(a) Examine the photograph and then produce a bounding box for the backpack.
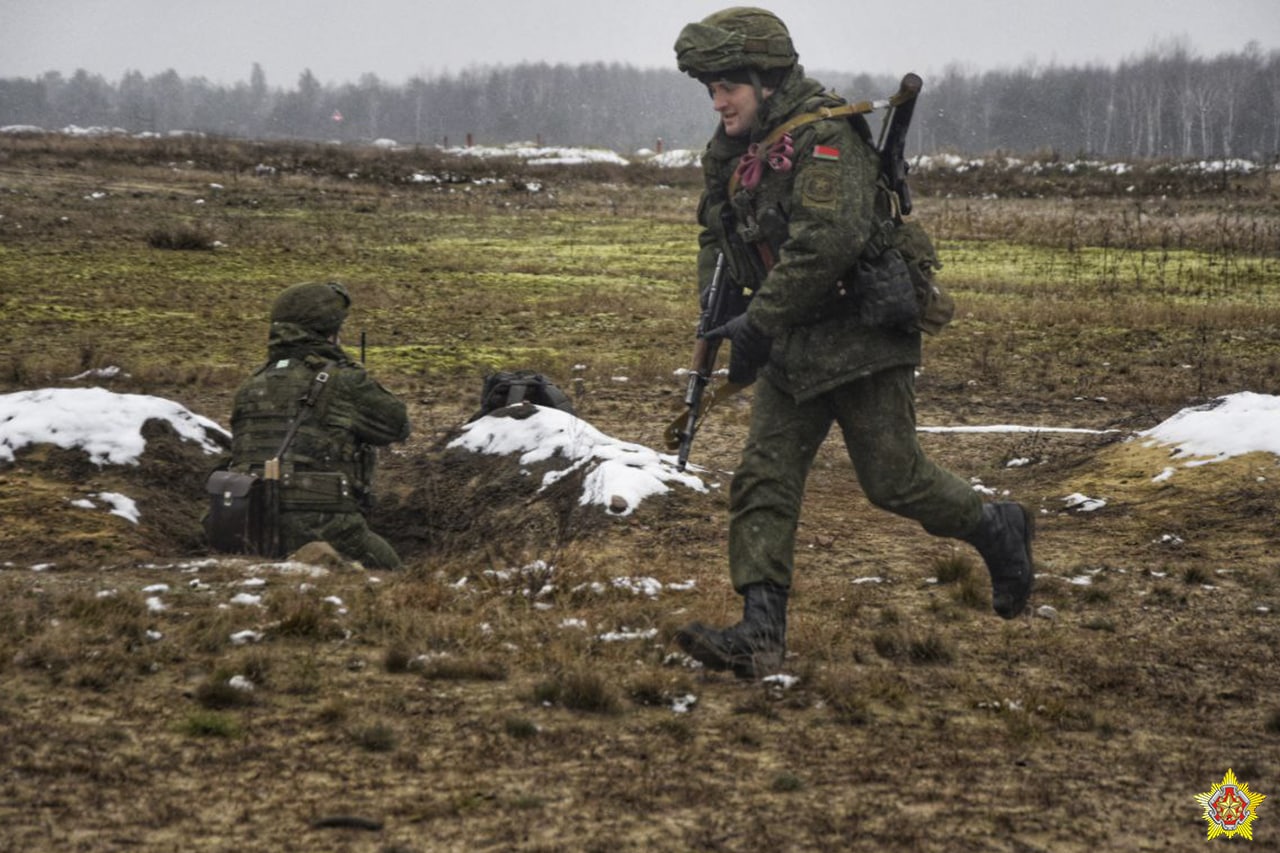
[469,370,575,422]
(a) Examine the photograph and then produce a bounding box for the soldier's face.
[708,80,771,137]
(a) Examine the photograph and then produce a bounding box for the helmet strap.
[748,69,770,131]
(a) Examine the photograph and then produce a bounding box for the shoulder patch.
[798,164,840,209]
[813,145,840,161]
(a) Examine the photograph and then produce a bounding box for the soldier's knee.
[360,530,403,569]
[367,541,403,570]
[860,474,923,514]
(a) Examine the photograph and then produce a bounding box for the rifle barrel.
[676,252,729,470]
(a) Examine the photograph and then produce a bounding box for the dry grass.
[1,136,1279,851]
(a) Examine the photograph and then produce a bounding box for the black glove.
[705,313,772,385]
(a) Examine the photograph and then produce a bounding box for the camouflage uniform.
[674,8,1033,678]
[687,32,982,594]
[230,282,410,568]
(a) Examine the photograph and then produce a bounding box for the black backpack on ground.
[468,370,575,422]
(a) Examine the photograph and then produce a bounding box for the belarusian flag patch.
[813,145,840,161]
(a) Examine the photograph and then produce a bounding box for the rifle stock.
[879,72,923,216]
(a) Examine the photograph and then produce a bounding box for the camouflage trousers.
[728,365,981,591]
[280,510,403,570]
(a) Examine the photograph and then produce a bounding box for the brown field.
[1,135,1278,852]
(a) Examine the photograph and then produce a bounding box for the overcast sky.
[2,0,1277,87]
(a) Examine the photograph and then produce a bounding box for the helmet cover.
[270,281,351,336]
[674,7,797,78]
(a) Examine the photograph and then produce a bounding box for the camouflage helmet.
[270,281,351,336]
[674,7,798,80]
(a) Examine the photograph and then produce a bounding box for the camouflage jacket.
[229,322,410,509]
[696,65,921,402]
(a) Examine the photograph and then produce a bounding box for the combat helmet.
[270,281,351,336]
[674,7,798,83]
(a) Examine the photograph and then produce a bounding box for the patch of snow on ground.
[0,387,227,464]
[1139,392,1280,465]
[448,405,705,516]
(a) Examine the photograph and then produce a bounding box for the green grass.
[179,711,242,738]
[941,238,1280,302]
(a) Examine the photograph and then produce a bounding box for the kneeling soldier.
[225,281,410,568]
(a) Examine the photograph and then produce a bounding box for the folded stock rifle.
[667,250,734,471]
[663,73,924,471]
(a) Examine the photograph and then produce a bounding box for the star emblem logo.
[1195,769,1266,840]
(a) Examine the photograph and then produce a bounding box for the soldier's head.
[270,281,351,339]
[674,7,797,136]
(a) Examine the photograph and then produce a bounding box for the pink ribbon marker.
[733,133,795,191]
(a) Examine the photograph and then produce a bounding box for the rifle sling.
[727,100,883,197]
[726,98,910,270]
[269,359,337,468]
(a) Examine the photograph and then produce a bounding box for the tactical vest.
[230,354,365,513]
[721,100,951,336]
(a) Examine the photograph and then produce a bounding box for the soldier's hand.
[706,313,771,385]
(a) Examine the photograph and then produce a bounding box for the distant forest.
[2,41,1278,160]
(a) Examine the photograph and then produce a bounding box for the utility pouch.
[354,444,378,513]
[204,470,265,554]
[280,471,358,513]
[889,220,954,335]
[850,248,921,333]
[915,274,955,336]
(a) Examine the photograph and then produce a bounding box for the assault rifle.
[668,251,737,471]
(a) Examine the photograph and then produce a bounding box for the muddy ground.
[0,136,1278,851]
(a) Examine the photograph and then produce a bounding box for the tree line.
[2,41,1277,161]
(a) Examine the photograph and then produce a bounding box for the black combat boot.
[962,501,1035,619]
[676,581,788,679]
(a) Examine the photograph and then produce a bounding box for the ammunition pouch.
[204,470,269,555]
[280,470,361,513]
